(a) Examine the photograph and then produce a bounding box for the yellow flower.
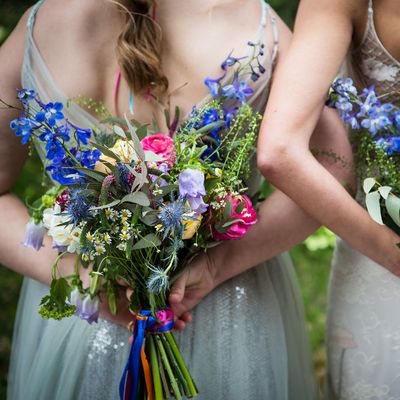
[182,215,203,240]
[95,139,136,173]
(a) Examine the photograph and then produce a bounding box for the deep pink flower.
[212,195,257,241]
[141,134,176,168]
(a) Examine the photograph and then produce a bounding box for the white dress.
[326,1,400,399]
[7,1,317,399]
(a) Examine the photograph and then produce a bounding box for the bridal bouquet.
[9,44,264,400]
[328,78,400,234]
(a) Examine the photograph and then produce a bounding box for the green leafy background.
[0,0,333,397]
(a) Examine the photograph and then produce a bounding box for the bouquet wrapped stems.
[121,309,198,400]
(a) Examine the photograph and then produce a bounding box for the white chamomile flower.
[110,225,119,234]
[103,233,112,245]
[120,209,132,218]
[119,232,131,241]
[86,232,94,242]
[105,208,113,219]
[82,253,90,262]
[94,244,106,256]
[110,211,119,221]
[120,216,128,224]
[121,225,130,233]
[117,242,127,251]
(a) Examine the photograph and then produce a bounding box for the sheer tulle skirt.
[326,238,400,399]
[8,253,316,400]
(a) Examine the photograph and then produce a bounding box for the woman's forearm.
[256,0,400,275]
[0,193,74,285]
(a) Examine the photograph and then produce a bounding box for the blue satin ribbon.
[119,309,174,400]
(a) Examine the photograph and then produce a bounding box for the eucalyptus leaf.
[386,193,400,227]
[221,218,244,229]
[144,151,165,162]
[121,192,150,207]
[91,142,121,162]
[365,191,383,225]
[113,125,127,139]
[132,233,161,250]
[74,167,107,182]
[90,199,120,211]
[378,186,392,200]
[363,177,376,194]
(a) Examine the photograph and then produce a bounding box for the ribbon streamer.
[119,308,174,400]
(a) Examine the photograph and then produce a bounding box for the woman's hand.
[169,251,218,330]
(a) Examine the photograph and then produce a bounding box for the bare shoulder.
[33,0,118,49]
[27,0,121,98]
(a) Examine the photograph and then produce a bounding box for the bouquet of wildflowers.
[9,43,265,400]
[328,78,400,234]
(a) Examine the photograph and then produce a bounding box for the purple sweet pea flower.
[178,169,208,214]
[70,288,99,324]
[23,220,46,251]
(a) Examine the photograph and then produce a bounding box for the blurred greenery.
[0,0,332,397]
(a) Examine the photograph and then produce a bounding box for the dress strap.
[267,4,279,65]
[27,0,46,37]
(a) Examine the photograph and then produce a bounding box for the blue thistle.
[146,266,169,294]
[67,190,92,226]
[158,198,186,239]
[117,163,131,192]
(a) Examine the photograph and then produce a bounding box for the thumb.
[169,272,188,304]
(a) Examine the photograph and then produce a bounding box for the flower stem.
[155,335,182,400]
[165,332,198,397]
[159,334,190,396]
[148,336,163,400]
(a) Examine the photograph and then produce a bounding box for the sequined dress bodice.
[350,0,400,107]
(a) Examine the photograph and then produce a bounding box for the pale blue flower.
[70,288,99,324]
[22,220,46,251]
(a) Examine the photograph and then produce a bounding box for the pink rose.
[141,134,176,168]
[212,195,257,241]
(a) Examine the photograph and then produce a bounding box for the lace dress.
[326,1,400,398]
[7,1,317,399]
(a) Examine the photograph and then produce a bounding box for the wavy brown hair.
[113,0,168,94]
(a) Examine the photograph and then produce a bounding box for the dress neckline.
[354,0,400,68]
[26,0,273,126]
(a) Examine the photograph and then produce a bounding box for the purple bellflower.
[23,220,46,251]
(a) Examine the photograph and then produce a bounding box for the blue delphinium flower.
[35,102,64,127]
[158,198,187,239]
[67,121,92,145]
[356,87,379,117]
[204,77,222,98]
[67,190,92,226]
[394,111,400,128]
[203,108,220,126]
[375,136,400,156]
[361,104,393,135]
[223,106,238,128]
[77,148,101,169]
[10,117,40,144]
[328,78,359,120]
[22,220,46,251]
[46,151,79,185]
[17,89,37,104]
[222,77,253,104]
